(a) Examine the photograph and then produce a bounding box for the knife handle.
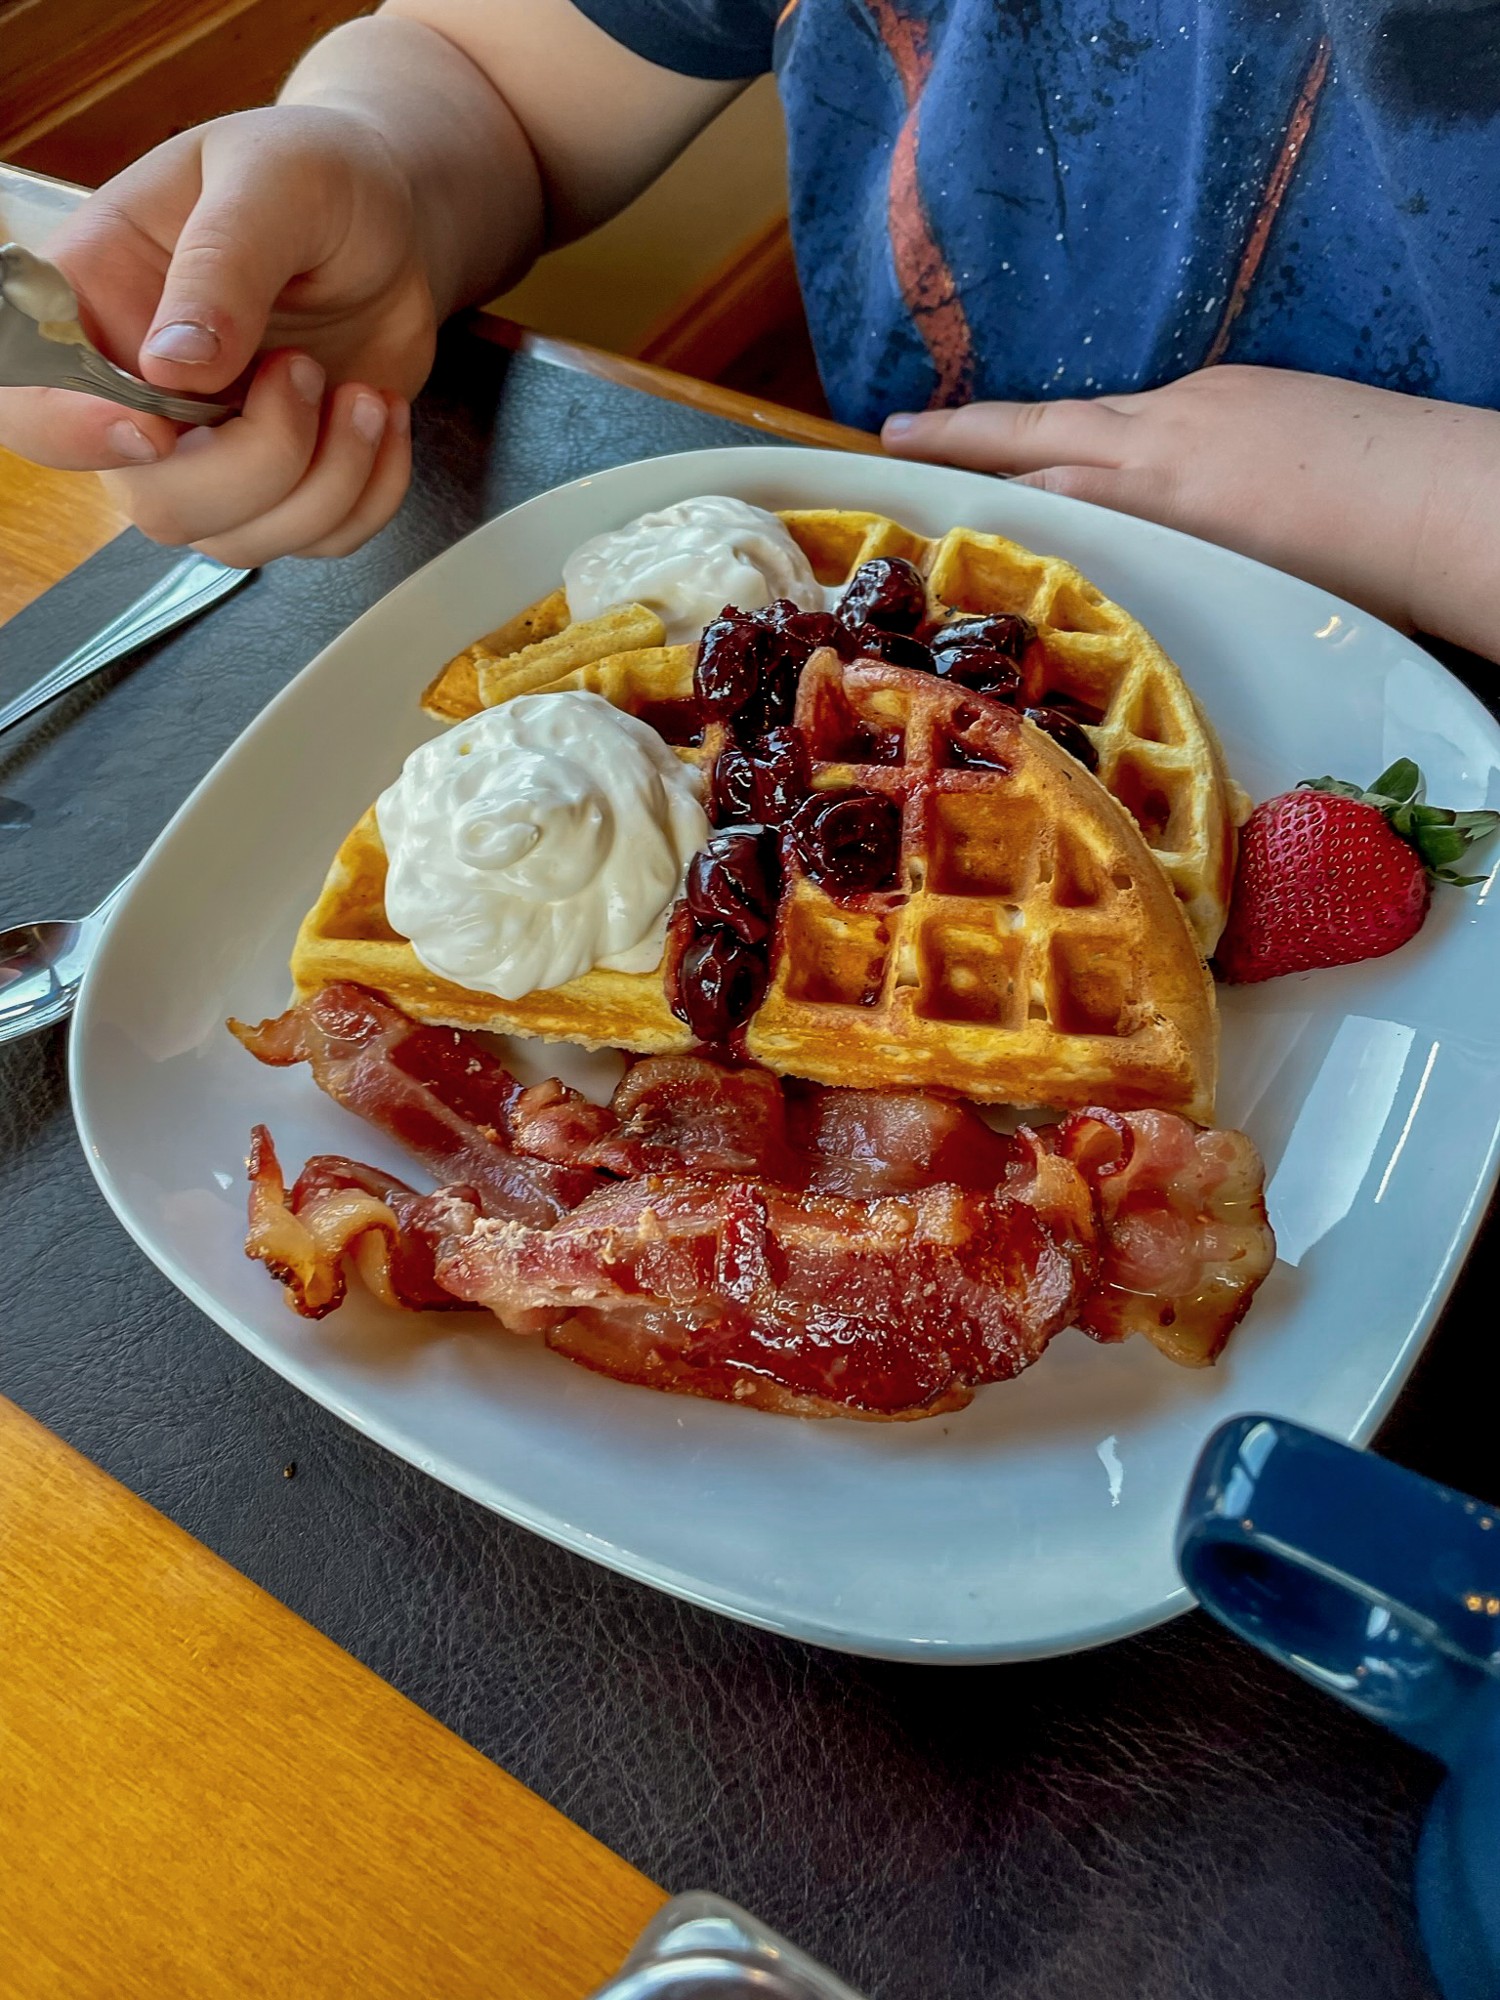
[0,553,252,740]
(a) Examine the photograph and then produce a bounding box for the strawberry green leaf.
[1289,764,1499,887]
[1367,758,1423,805]
[1409,806,1500,882]
[1299,775,1367,800]
[1413,825,1473,869]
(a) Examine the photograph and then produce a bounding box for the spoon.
[0,875,132,1043]
[0,244,240,426]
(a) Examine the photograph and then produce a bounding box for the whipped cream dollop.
[562,495,824,641]
[376,692,708,1000]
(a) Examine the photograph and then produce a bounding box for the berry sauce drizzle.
[665,559,1059,1045]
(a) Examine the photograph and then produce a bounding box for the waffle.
[295,643,709,1052]
[749,653,1215,1117]
[421,508,1244,954]
[294,651,1216,1121]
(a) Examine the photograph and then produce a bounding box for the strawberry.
[1216,759,1499,984]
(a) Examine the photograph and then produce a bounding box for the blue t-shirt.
[572,0,1500,431]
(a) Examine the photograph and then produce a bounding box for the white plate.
[71,447,1500,1662]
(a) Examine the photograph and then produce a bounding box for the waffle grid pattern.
[422,508,1242,955]
[743,657,1216,1119]
[780,510,1243,955]
[294,507,1227,1115]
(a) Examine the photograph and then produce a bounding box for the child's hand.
[882,366,1500,659]
[0,104,431,565]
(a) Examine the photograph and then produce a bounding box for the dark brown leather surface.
[2,326,1492,2000]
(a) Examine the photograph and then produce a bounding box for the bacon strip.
[1051,1111,1276,1365]
[246,1127,475,1319]
[231,984,602,1225]
[576,1051,1024,1195]
[433,1172,1091,1418]
[235,990,1276,1405]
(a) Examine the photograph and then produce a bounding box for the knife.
[0,552,254,740]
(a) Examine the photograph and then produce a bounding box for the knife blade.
[0,552,254,741]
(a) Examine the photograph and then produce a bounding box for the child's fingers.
[134,119,343,394]
[288,399,412,559]
[1011,465,1125,503]
[190,388,406,569]
[1012,461,1178,524]
[882,398,1134,473]
[0,385,180,471]
[102,349,325,545]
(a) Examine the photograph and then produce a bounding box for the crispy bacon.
[785,1082,1022,1195]
[235,989,1276,1410]
[578,1052,1023,1195]
[246,1126,475,1319]
[433,1173,1091,1417]
[509,1076,618,1163]
[231,984,602,1225]
[1050,1110,1276,1364]
[581,1057,796,1180]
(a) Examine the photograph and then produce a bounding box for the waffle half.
[295,651,1216,1120]
[423,508,1243,954]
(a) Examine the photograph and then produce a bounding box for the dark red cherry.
[750,726,812,823]
[844,626,936,673]
[753,650,803,732]
[787,789,901,895]
[933,650,1024,702]
[695,613,771,720]
[1024,705,1099,771]
[837,557,927,634]
[1038,688,1107,727]
[709,745,758,825]
[782,610,859,659]
[673,927,768,1042]
[685,828,779,945]
[760,598,803,628]
[931,612,1037,662]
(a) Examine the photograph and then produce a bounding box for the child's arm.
[0,0,740,565]
[883,367,1500,665]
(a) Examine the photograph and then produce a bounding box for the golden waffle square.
[743,654,1216,1121]
[293,650,1216,1120]
[421,508,1244,954]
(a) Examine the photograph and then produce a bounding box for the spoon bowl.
[0,244,240,426]
[0,877,131,1042]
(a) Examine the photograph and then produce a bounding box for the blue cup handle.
[1177,1416,1500,1765]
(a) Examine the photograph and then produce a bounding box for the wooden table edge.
[472,311,884,456]
[0,1393,667,1996]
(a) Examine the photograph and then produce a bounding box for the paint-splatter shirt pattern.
[572,0,1500,429]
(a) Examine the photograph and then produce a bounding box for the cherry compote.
[932,651,1024,702]
[708,727,811,828]
[751,726,813,822]
[761,598,803,627]
[1038,688,1107,727]
[733,656,800,736]
[673,927,768,1042]
[788,788,901,895]
[709,744,757,825]
[1024,705,1099,771]
[685,827,779,945]
[695,609,771,721]
[780,609,860,659]
[845,626,936,673]
[930,611,1037,663]
[836,557,927,633]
